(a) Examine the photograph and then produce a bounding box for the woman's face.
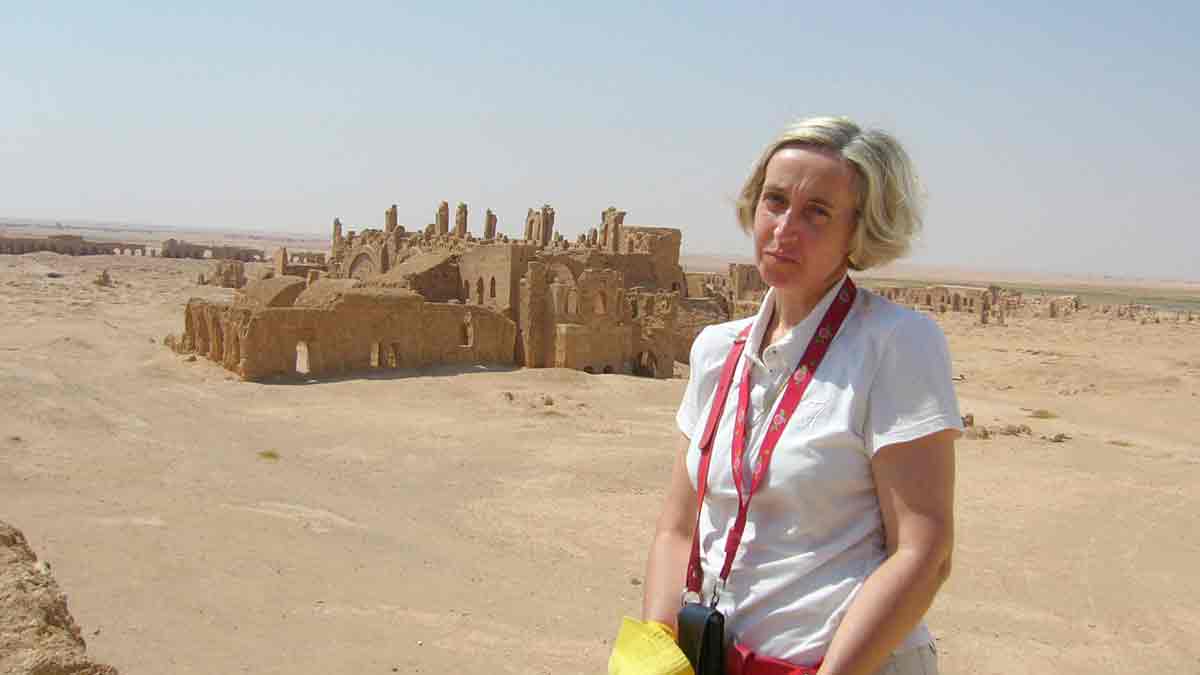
[753,146,859,293]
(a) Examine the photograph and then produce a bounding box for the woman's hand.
[640,434,699,630]
[818,429,957,675]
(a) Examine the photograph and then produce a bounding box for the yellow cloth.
[608,616,695,675]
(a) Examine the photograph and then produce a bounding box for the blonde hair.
[736,116,924,271]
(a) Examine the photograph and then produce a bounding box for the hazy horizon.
[4,2,1198,280]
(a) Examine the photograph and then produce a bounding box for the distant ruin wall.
[0,234,148,256]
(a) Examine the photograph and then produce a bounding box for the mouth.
[764,249,800,265]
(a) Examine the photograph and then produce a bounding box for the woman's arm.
[817,429,957,675]
[640,433,699,630]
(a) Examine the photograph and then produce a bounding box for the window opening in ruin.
[567,290,579,315]
[296,342,311,375]
[489,277,496,299]
[388,344,400,368]
[464,280,471,302]
[595,290,608,315]
[371,342,381,368]
[476,278,484,304]
[631,301,638,318]
[672,282,680,292]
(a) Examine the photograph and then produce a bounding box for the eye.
[808,204,832,221]
[762,191,786,209]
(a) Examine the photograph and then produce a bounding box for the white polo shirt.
[676,277,962,664]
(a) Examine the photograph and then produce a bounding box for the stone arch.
[349,253,375,280]
[475,278,484,304]
[371,342,382,368]
[489,276,496,299]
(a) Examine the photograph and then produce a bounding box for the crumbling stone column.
[539,205,555,248]
[386,205,398,233]
[455,202,468,237]
[520,262,548,367]
[484,209,497,239]
[436,201,450,235]
[601,207,626,253]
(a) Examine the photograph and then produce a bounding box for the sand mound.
[0,521,118,675]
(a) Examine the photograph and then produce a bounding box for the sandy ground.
[2,251,1199,674]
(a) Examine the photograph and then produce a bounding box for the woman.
[641,117,961,675]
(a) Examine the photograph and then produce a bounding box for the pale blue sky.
[3,2,1197,279]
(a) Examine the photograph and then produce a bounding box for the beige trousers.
[873,643,939,675]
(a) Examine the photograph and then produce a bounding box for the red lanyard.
[685,277,857,600]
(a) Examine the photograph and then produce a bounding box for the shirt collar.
[744,273,850,371]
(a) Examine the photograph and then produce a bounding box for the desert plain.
[2,233,1199,674]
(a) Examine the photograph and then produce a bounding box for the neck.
[770,268,847,336]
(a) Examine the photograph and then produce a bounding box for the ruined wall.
[238,276,308,308]
[628,288,678,378]
[674,297,727,365]
[208,260,247,289]
[458,242,538,318]
[0,233,148,256]
[0,521,119,675]
[870,284,990,313]
[729,263,767,303]
[172,290,516,380]
[368,251,462,303]
[160,238,264,261]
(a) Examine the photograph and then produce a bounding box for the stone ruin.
[0,231,265,262]
[168,198,1194,381]
[1,520,119,675]
[199,260,247,289]
[167,202,695,380]
[1,233,149,257]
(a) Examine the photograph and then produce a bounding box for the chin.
[758,258,803,289]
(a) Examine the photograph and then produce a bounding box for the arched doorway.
[633,351,657,378]
[296,342,311,375]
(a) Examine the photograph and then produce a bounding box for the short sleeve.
[866,313,963,455]
[675,326,726,438]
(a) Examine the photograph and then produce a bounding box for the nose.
[772,193,805,243]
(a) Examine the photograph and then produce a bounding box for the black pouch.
[676,601,724,674]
